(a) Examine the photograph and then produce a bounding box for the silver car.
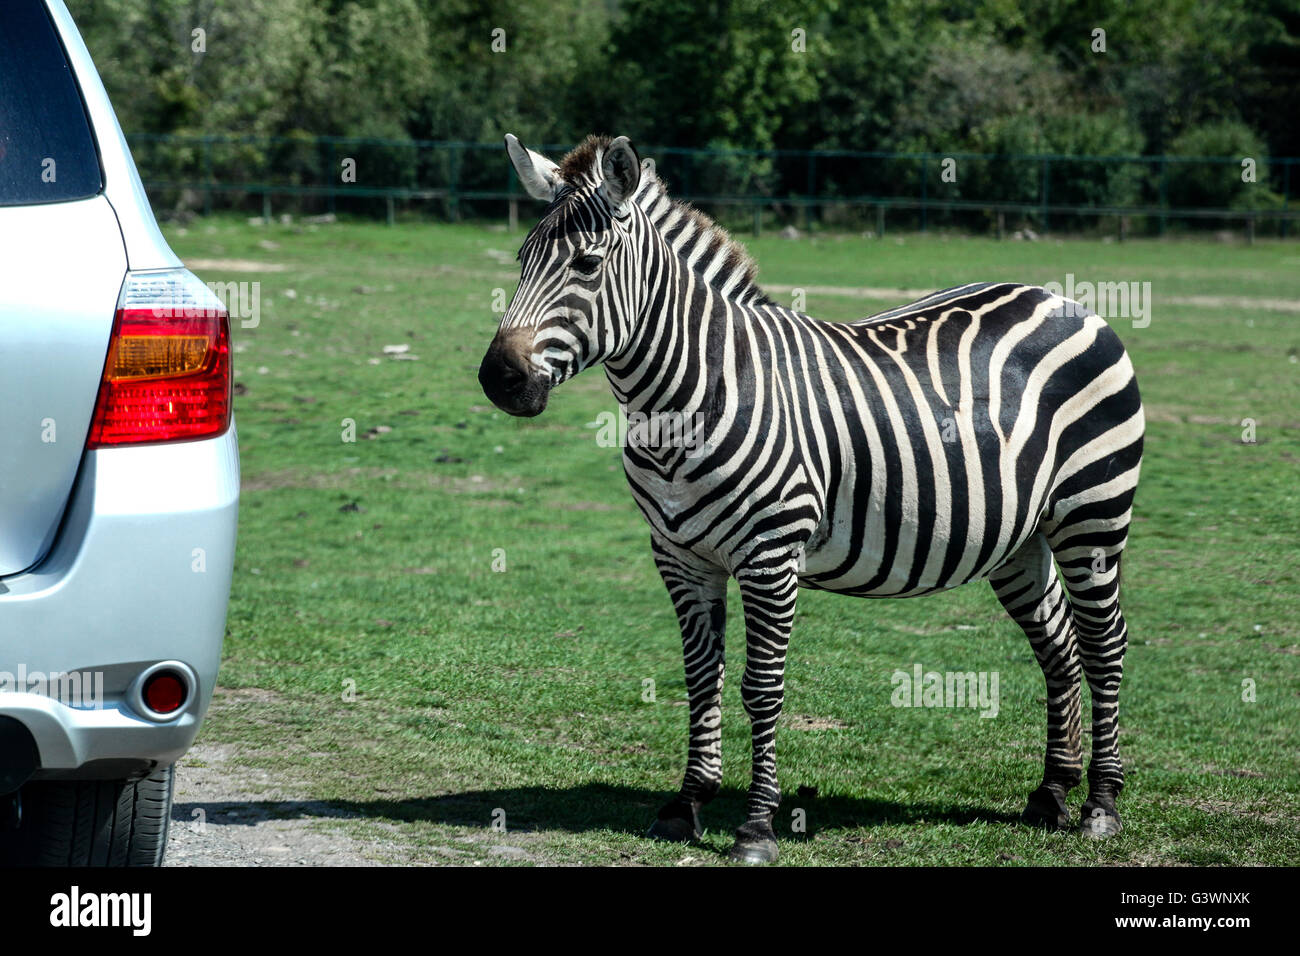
[0,0,239,865]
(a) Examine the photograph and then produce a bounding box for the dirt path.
[164,738,550,866]
[164,742,398,867]
[763,282,1300,313]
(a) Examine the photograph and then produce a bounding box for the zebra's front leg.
[729,561,799,864]
[647,539,728,844]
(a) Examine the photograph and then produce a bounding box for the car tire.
[4,764,174,866]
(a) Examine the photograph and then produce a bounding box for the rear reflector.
[142,671,187,715]
[87,270,231,447]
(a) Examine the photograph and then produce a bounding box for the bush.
[1165,120,1271,210]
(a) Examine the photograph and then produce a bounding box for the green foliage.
[1166,120,1275,212]
[65,0,1298,213]
[1042,111,1148,208]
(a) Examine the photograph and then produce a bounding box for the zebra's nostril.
[478,345,549,417]
[499,363,527,387]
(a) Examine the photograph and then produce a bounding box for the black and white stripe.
[481,134,1143,861]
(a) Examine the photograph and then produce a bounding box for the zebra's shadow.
[329,783,1023,839]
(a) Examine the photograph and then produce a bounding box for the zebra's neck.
[605,220,804,424]
[605,222,705,416]
[602,181,796,421]
[634,176,770,308]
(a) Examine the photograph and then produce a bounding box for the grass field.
[171,215,1300,866]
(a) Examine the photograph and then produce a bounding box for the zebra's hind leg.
[728,559,800,864]
[646,538,729,844]
[990,533,1083,830]
[1049,518,1132,838]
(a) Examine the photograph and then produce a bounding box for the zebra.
[479,133,1144,864]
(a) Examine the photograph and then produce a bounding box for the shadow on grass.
[175,783,1023,838]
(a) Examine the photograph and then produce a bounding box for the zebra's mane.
[557,135,771,306]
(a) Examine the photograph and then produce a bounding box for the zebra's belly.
[795,412,1052,598]
[797,512,1037,599]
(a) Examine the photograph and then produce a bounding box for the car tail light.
[87,270,231,447]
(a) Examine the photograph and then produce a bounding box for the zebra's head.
[478,133,645,417]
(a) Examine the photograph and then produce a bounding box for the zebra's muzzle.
[478,338,551,417]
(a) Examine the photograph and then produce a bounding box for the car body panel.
[0,428,239,772]
[0,197,126,575]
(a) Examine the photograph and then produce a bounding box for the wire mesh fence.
[129,133,1299,239]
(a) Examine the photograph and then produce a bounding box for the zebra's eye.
[571,254,603,276]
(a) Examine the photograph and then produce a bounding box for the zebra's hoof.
[1079,806,1122,838]
[647,798,703,843]
[729,838,779,864]
[1021,785,1072,830]
[729,820,779,864]
[647,814,700,843]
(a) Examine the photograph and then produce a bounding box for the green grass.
[173,216,1300,865]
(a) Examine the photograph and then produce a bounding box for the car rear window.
[0,0,102,206]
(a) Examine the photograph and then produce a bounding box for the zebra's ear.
[505,133,562,202]
[600,136,641,211]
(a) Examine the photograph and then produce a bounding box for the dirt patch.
[214,686,285,703]
[1168,797,1289,826]
[167,737,572,867]
[1167,294,1300,313]
[186,258,288,273]
[242,466,517,495]
[241,467,398,491]
[166,741,401,866]
[763,282,1300,314]
[785,714,849,731]
[167,688,561,866]
[765,282,927,303]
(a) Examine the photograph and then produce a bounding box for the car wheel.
[3,764,174,866]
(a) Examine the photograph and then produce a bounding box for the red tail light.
[87,270,232,447]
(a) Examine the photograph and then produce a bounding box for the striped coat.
[480,134,1142,863]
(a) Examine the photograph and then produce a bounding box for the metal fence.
[128,133,1299,239]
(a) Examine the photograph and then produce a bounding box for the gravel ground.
[163,740,550,866]
[164,743,397,867]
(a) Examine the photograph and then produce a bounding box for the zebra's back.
[794,282,1143,597]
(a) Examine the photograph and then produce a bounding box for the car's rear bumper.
[0,427,239,787]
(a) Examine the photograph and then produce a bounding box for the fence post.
[1246,214,1255,245]
[805,153,816,231]
[753,202,762,237]
[920,156,928,232]
[262,191,271,223]
[387,195,395,227]
[997,209,1005,240]
[1158,157,1168,236]
[202,136,212,217]
[327,141,336,216]
[877,203,885,238]
[1283,159,1291,240]
[1120,215,1128,243]
[449,144,461,222]
[507,158,518,231]
[1040,157,1050,233]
